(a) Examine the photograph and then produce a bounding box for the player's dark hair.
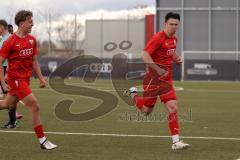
[8,24,13,34]
[15,10,33,26]
[165,12,180,22]
[0,19,8,29]
[8,24,13,28]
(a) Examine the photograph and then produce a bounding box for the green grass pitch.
[0,79,239,160]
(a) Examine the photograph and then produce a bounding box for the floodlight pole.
[156,0,160,32]
[48,13,52,56]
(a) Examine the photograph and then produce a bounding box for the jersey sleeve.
[144,32,163,55]
[0,38,13,59]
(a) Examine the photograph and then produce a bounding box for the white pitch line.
[0,130,240,141]
[32,88,240,93]
[183,89,240,93]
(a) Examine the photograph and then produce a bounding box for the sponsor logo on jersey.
[29,39,34,46]
[19,48,33,57]
[166,49,175,56]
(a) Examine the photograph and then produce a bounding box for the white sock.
[172,134,180,143]
[130,93,137,99]
[39,136,47,144]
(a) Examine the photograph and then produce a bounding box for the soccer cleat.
[1,121,18,129]
[171,140,190,150]
[16,112,23,120]
[123,87,137,97]
[40,139,57,150]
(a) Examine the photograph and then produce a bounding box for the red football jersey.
[0,33,38,79]
[144,30,177,73]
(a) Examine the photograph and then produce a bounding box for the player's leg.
[123,86,157,115]
[1,65,20,128]
[161,91,189,150]
[131,91,157,115]
[140,75,161,115]
[123,73,159,115]
[141,97,157,115]
[2,93,19,128]
[0,94,19,128]
[16,104,23,119]
[21,93,41,126]
[123,84,158,115]
[163,98,180,142]
[21,93,57,150]
[0,94,18,110]
[2,107,18,128]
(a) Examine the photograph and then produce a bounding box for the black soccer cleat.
[1,121,18,129]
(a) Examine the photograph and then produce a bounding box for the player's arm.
[0,56,8,91]
[0,39,12,91]
[32,56,45,88]
[173,52,182,64]
[172,38,182,64]
[142,51,168,77]
[143,33,168,77]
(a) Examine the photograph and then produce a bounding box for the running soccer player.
[124,12,189,150]
[7,24,24,120]
[0,10,57,150]
[0,20,18,128]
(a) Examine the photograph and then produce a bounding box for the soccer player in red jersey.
[124,12,189,150]
[0,20,19,128]
[7,24,24,121]
[0,10,57,150]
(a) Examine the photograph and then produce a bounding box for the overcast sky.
[0,0,156,43]
[1,0,155,23]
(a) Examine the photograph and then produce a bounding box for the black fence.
[38,57,240,81]
[38,57,182,80]
[184,60,240,81]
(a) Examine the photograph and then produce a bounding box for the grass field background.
[0,79,239,160]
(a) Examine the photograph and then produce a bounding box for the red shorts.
[7,79,32,100]
[142,72,177,107]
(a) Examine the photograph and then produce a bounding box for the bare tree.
[41,40,57,49]
[7,0,17,25]
[36,8,60,56]
[56,14,84,53]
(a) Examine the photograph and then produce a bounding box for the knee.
[2,101,7,108]
[167,102,178,113]
[141,106,153,116]
[1,101,9,108]
[1,101,14,109]
[30,100,40,113]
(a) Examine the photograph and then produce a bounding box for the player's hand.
[175,56,182,65]
[39,78,46,88]
[4,73,7,79]
[2,82,10,92]
[157,68,168,78]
